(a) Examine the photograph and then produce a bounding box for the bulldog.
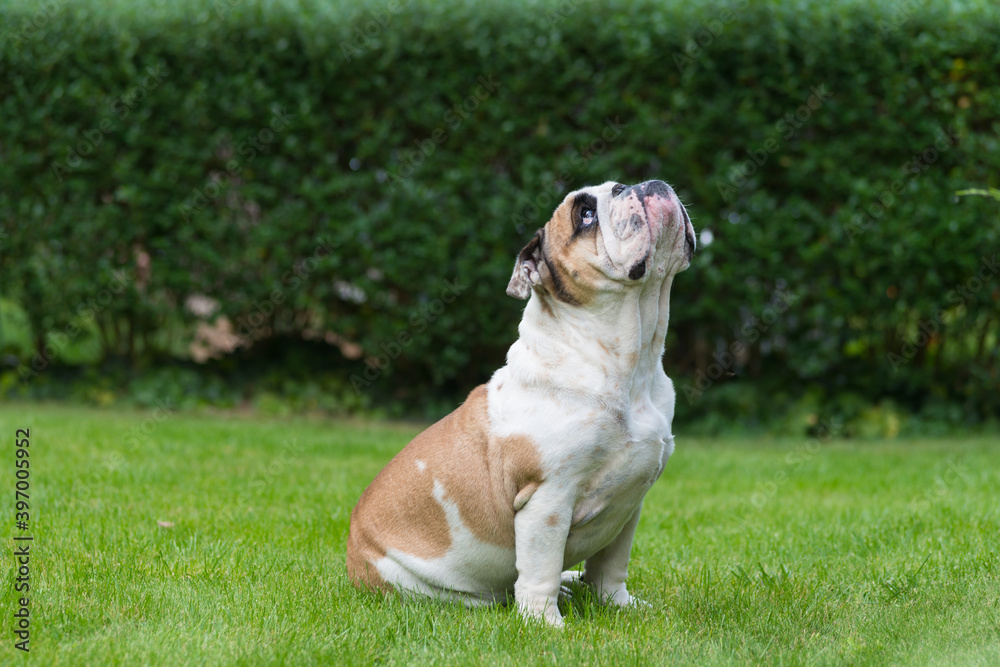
[347,180,695,627]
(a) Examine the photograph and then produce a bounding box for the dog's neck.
[502,275,675,406]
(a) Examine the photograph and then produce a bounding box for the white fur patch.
[377,479,518,603]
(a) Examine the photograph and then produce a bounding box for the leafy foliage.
[0,0,998,425]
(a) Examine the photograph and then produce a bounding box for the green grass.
[0,403,997,665]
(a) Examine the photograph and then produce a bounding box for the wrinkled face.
[507,180,695,305]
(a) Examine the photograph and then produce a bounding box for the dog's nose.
[637,180,677,234]
[640,180,673,199]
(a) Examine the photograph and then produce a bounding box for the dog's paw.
[558,570,586,599]
[517,596,565,628]
[520,604,565,629]
[612,592,653,609]
[590,582,648,608]
[560,570,583,584]
[543,608,565,628]
[625,595,652,608]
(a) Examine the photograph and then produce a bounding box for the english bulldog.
[347,180,695,627]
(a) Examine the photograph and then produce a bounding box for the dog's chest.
[564,396,670,543]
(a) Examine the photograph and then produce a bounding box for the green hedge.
[1,0,999,426]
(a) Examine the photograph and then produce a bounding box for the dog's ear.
[506,229,545,300]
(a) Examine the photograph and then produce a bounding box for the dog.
[347,180,695,627]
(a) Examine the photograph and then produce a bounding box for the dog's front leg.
[513,485,574,628]
[582,503,645,606]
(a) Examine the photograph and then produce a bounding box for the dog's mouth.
[684,228,695,262]
[609,180,694,280]
[678,203,696,263]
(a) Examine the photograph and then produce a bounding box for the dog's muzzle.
[615,180,693,274]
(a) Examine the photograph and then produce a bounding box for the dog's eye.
[580,209,596,226]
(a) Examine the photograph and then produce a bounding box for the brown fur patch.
[538,201,603,306]
[345,530,392,592]
[346,385,545,588]
[546,512,560,527]
[431,387,545,548]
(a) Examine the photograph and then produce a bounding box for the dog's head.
[507,180,695,304]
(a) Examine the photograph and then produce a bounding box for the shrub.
[1,0,998,423]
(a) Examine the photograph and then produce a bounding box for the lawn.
[0,403,997,666]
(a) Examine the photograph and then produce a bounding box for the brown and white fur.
[347,180,695,627]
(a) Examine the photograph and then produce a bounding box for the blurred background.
[0,0,997,437]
